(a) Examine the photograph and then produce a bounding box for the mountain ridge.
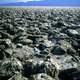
[0,0,80,6]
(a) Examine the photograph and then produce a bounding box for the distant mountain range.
[0,0,80,6]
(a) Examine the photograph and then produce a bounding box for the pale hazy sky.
[0,0,80,6]
[0,0,42,3]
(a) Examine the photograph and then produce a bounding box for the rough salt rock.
[66,29,78,36]
[8,73,28,80]
[50,55,78,70]
[39,40,53,50]
[43,40,54,48]
[5,49,13,55]
[52,46,66,55]
[23,59,58,78]
[31,73,55,80]
[72,40,79,49]
[17,27,25,32]
[16,43,23,48]
[18,39,33,45]
[0,39,12,49]
[0,49,13,60]
[13,46,34,60]
[67,48,76,55]
[6,39,12,45]
[59,68,80,80]
[23,59,45,76]
[52,40,72,55]
[58,33,69,39]
[34,47,41,55]
[59,40,72,49]
[44,61,58,78]
[0,58,22,79]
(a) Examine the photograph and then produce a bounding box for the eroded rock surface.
[0,8,80,80]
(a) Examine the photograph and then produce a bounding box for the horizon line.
[0,5,80,8]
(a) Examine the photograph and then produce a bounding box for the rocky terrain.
[0,7,80,80]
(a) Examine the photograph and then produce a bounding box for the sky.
[0,0,80,6]
[0,0,42,3]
